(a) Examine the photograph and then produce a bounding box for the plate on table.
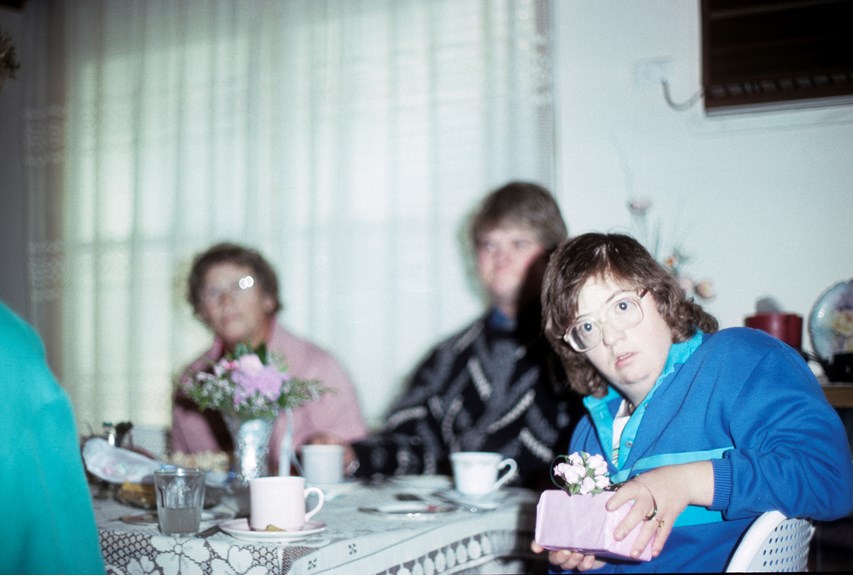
[115,482,157,509]
[121,510,232,525]
[115,482,224,510]
[219,518,326,543]
[358,502,458,518]
[435,489,508,511]
[808,279,853,361]
[391,475,453,491]
[310,479,361,500]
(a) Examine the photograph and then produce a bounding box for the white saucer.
[121,510,231,525]
[311,479,360,500]
[219,518,326,542]
[358,502,458,518]
[436,489,507,510]
[391,474,453,491]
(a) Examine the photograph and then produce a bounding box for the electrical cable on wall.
[661,79,703,112]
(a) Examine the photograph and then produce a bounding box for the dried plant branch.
[0,28,22,90]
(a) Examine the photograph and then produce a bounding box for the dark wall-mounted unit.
[701,0,853,114]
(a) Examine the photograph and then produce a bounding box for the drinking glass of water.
[153,467,206,536]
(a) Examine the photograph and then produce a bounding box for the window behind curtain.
[24,0,556,440]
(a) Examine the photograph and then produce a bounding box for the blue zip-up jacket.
[563,327,853,573]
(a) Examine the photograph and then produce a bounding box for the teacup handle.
[304,486,325,521]
[492,457,518,490]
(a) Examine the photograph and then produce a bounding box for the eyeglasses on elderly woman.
[200,275,256,306]
[562,288,648,353]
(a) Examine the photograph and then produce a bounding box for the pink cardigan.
[171,321,367,473]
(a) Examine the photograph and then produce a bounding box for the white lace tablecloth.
[93,479,542,574]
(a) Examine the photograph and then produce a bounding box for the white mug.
[249,476,324,531]
[450,451,518,497]
[301,444,345,485]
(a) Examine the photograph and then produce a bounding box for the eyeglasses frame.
[562,288,649,353]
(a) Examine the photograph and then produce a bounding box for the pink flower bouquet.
[182,342,324,421]
[535,452,653,562]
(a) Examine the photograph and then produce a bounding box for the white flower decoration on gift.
[551,451,612,496]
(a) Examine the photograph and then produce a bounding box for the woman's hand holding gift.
[605,461,714,559]
[530,542,603,572]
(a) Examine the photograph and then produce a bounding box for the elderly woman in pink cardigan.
[171,242,367,474]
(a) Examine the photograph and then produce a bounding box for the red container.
[744,313,803,350]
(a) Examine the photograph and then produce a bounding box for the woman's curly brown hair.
[541,233,718,397]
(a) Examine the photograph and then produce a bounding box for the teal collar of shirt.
[583,331,705,470]
[584,331,705,413]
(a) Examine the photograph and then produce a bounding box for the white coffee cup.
[301,444,345,485]
[450,451,518,497]
[249,476,324,531]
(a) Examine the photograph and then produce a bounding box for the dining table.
[92,475,546,575]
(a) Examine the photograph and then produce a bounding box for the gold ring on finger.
[656,518,665,529]
[644,506,658,521]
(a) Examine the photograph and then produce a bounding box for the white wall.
[552,0,853,354]
[2,0,851,385]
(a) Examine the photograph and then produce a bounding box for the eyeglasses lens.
[566,293,644,352]
[202,275,255,304]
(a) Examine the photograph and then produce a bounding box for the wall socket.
[633,58,673,87]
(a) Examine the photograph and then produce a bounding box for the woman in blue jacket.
[533,232,853,573]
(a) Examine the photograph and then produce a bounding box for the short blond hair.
[469,181,567,252]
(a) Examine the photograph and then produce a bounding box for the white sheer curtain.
[23,0,556,437]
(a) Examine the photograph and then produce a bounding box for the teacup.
[450,451,518,497]
[301,444,345,485]
[249,476,324,531]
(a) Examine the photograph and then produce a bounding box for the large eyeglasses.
[563,289,648,353]
[201,275,256,305]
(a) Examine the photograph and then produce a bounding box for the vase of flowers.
[221,413,275,485]
[182,342,324,486]
[627,197,715,301]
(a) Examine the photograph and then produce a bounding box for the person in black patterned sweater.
[315,181,582,489]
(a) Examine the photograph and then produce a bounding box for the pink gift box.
[535,490,653,562]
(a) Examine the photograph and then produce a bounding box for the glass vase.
[223,413,276,487]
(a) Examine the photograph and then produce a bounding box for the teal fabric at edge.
[0,301,105,574]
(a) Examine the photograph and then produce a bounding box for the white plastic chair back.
[726,510,815,572]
